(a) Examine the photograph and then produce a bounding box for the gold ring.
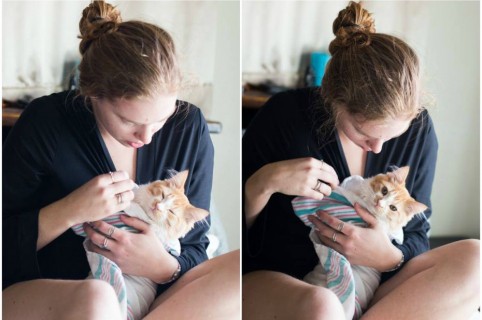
[337,222,345,232]
[116,193,123,204]
[101,237,108,250]
[313,180,323,192]
[109,171,115,184]
[332,232,338,243]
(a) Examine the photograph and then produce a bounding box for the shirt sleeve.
[159,107,214,292]
[383,113,438,280]
[3,98,59,288]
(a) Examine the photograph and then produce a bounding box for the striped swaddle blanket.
[292,175,397,320]
[72,203,180,320]
[293,192,368,319]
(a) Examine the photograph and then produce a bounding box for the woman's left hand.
[84,215,179,283]
[307,203,402,271]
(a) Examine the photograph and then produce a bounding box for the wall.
[2,1,241,249]
[242,1,480,238]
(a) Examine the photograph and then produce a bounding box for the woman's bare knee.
[298,286,345,320]
[3,279,122,320]
[243,271,344,320]
[61,280,122,320]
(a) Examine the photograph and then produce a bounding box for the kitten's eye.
[389,205,397,211]
[381,186,388,196]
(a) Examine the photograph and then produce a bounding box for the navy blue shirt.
[242,88,438,282]
[3,90,214,290]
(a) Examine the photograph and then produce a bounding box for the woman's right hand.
[245,157,339,228]
[37,171,136,250]
[62,171,137,226]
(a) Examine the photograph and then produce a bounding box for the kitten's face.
[134,170,209,239]
[365,166,427,231]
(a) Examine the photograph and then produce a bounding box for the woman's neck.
[338,129,367,177]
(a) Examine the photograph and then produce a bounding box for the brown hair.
[320,1,423,122]
[78,0,181,100]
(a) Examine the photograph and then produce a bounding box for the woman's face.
[336,108,413,154]
[92,93,177,149]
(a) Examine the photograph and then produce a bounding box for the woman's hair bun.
[329,1,376,55]
[78,0,122,55]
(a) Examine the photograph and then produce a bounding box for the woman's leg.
[145,249,240,320]
[243,270,345,320]
[3,279,122,320]
[363,239,480,319]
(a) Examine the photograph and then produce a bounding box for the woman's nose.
[135,126,153,144]
[369,139,384,154]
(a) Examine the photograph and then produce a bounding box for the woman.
[3,1,239,319]
[242,2,479,319]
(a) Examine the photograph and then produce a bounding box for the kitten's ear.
[389,166,410,184]
[169,170,189,189]
[186,207,209,223]
[406,200,428,216]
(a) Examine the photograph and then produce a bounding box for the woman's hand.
[307,203,403,272]
[84,215,179,283]
[245,157,339,228]
[37,171,136,250]
[62,171,137,226]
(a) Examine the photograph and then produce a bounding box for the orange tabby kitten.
[340,166,428,234]
[133,170,209,240]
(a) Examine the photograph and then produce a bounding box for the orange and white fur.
[132,170,209,253]
[338,166,428,241]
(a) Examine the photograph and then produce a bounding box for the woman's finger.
[354,203,378,227]
[120,214,151,233]
[308,214,346,246]
[106,171,129,184]
[83,222,119,252]
[88,220,122,241]
[310,179,332,197]
[319,160,338,178]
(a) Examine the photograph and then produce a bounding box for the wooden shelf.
[2,107,23,127]
[242,90,270,109]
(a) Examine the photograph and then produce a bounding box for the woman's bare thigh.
[145,250,240,320]
[364,240,479,319]
[243,270,344,320]
[3,278,121,320]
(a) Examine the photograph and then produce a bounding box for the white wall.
[2,1,241,249]
[242,1,480,238]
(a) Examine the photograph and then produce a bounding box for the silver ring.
[107,226,115,238]
[313,179,323,192]
[332,232,338,243]
[116,193,123,204]
[337,222,345,232]
[109,171,115,184]
[101,237,109,250]
[320,159,324,169]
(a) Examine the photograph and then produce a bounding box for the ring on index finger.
[337,222,345,232]
[109,171,115,184]
[313,179,323,193]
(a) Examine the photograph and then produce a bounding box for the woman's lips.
[129,141,144,148]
